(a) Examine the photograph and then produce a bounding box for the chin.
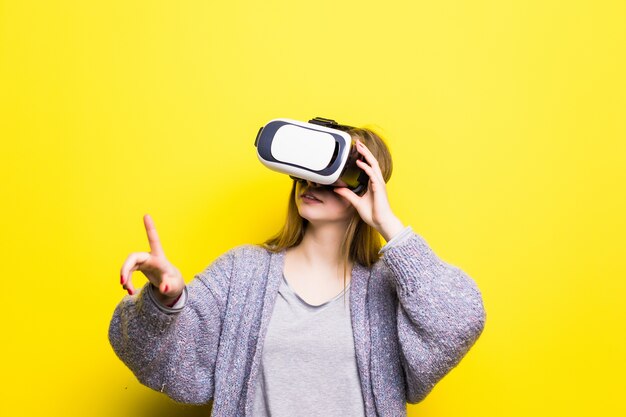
[298,212,351,225]
[297,201,354,224]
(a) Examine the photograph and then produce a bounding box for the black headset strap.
[308,117,355,132]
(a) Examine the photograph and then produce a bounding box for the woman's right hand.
[120,214,185,304]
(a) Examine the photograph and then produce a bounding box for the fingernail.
[127,289,132,295]
[120,274,124,285]
[164,284,169,293]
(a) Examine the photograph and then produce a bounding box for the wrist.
[377,215,405,242]
[163,292,183,308]
[151,284,184,307]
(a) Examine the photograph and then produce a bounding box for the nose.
[306,180,321,188]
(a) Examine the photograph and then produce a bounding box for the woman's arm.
[381,232,486,404]
[333,139,486,402]
[108,248,234,404]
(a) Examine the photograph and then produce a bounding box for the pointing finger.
[143,214,165,256]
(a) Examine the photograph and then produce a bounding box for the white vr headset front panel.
[270,124,336,171]
[256,118,353,185]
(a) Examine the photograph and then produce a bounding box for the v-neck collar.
[280,273,351,309]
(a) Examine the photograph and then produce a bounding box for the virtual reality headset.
[255,117,369,195]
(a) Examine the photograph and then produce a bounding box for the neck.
[294,221,352,271]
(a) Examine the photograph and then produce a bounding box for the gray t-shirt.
[251,273,366,416]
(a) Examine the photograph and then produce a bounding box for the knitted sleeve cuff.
[130,283,181,334]
[147,283,188,314]
[378,225,414,255]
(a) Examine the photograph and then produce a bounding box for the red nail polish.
[164,284,169,293]
[127,289,132,295]
[120,275,124,285]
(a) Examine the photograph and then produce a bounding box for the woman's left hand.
[333,140,405,241]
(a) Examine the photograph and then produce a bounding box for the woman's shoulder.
[216,243,277,267]
[194,244,275,290]
[369,255,393,278]
[224,242,273,257]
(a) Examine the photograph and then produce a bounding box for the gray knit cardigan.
[108,232,486,416]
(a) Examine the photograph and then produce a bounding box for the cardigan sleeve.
[378,225,415,254]
[108,248,235,404]
[381,232,486,404]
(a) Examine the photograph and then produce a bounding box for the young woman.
[109,126,486,416]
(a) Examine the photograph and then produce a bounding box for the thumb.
[333,187,360,207]
[159,280,170,295]
[158,268,184,296]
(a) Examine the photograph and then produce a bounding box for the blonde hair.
[262,127,394,297]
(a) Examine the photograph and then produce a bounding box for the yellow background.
[1,1,624,416]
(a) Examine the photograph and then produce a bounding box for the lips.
[300,192,323,202]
